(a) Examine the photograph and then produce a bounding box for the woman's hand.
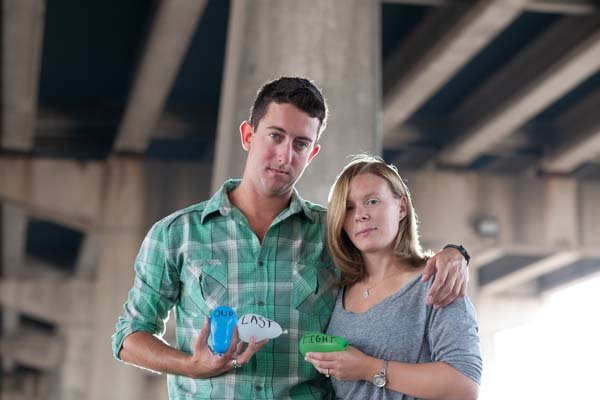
[304,346,380,381]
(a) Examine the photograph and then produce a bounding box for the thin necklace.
[362,272,400,298]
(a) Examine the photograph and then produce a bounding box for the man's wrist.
[443,244,471,265]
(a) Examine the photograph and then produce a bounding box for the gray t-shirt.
[325,273,482,400]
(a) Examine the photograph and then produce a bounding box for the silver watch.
[372,360,389,388]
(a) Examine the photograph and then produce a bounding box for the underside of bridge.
[1,1,600,398]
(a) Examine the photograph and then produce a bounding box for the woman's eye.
[366,199,379,206]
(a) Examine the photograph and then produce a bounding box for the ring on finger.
[232,358,243,369]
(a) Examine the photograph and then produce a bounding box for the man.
[112,77,470,399]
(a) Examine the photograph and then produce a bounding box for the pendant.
[363,287,369,298]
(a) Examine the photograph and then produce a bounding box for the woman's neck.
[362,252,403,283]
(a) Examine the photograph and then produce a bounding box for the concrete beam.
[1,0,45,151]
[382,0,597,15]
[112,0,208,153]
[0,329,62,370]
[0,278,92,324]
[0,156,103,231]
[479,251,581,295]
[382,0,525,144]
[440,16,600,165]
[1,204,27,371]
[75,233,100,278]
[542,88,600,173]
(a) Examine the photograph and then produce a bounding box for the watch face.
[373,374,386,388]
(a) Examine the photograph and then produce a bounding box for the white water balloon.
[237,313,286,342]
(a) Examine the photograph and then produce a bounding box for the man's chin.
[262,179,296,197]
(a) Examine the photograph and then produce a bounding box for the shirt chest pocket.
[292,263,337,317]
[180,259,228,316]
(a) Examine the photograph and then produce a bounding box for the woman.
[305,155,482,399]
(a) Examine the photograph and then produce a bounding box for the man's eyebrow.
[266,125,286,133]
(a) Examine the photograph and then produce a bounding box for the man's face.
[241,102,321,198]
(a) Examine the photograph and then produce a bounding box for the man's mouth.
[267,167,289,175]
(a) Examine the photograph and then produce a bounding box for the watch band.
[381,359,389,375]
[443,244,471,265]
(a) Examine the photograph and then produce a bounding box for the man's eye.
[270,133,282,140]
[294,141,309,151]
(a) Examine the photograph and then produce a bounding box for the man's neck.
[228,181,292,241]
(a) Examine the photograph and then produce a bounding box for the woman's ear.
[399,196,408,219]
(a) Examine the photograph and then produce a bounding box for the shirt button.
[258,261,264,267]
[255,385,262,391]
[257,300,265,306]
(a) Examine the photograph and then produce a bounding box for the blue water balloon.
[208,306,237,355]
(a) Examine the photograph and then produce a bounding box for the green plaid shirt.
[113,180,338,399]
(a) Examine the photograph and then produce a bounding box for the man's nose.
[277,142,293,164]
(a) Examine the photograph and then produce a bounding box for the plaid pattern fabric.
[113,180,338,399]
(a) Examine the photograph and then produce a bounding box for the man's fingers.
[236,337,268,365]
[194,316,210,354]
[421,257,436,281]
[224,327,240,357]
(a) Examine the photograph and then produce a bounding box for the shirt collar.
[201,179,316,224]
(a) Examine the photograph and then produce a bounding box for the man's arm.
[120,317,267,378]
[421,245,470,308]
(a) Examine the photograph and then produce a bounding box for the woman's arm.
[385,359,478,400]
[305,348,478,400]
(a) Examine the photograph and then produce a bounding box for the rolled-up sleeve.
[112,219,180,361]
[427,296,483,384]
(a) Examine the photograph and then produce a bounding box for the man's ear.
[307,144,321,165]
[240,121,253,151]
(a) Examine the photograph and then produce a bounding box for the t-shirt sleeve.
[111,219,181,361]
[427,295,483,384]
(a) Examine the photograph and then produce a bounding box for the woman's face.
[343,173,405,256]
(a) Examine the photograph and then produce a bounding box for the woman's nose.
[355,208,369,221]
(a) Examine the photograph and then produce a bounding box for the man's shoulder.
[160,200,210,229]
[302,200,328,221]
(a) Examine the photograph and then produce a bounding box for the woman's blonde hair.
[327,155,431,285]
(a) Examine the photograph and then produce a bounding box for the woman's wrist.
[362,356,384,381]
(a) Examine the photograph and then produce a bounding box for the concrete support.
[58,325,92,400]
[213,0,381,205]
[543,88,600,173]
[0,156,103,232]
[382,0,525,142]
[0,278,91,325]
[441,16,600,165]
[0,329,62,370]
[0,204,27,371]
[1,0,45,151]
[403,169,598,297]
[113,0,208,153]
[88,158,147,400]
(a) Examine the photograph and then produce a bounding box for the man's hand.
[421,247,469,309]
[187,316,268,379]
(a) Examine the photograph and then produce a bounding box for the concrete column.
[1,0,45,151]
[213,0,381,205]
[88,157,147,400]
[0,204,27,371]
